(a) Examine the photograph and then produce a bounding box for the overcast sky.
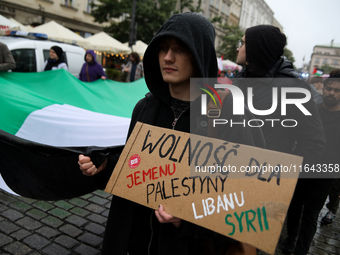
[264,0,340,69]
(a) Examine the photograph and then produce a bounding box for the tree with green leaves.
[283,48,295,66]
[176,0,203,13]
[321,64,335,74]
[216,24,243,62]
[91,0,177,44]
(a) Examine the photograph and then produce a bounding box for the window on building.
[216,0,220,7]
[323,58,328,64]
[64,0,73,7]
[210,0,214,6]
[315,58,319,63]
[334,59,338,65]
[11,49,37,72]
[86,0,93,13]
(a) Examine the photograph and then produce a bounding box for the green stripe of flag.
[0,69,149,135]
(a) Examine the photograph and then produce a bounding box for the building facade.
[272,17,283,32]
[228,0,242,26]
[178,0,232,49]
[0,0,283,54]
[309,42,340,75]
[0,0,105,37]
[238,0,274,31]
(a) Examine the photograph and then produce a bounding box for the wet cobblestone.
[0,189,339,254]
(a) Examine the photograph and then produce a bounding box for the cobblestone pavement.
[258,203,340,255]
[0,188,339,255]
[0,189,111,255]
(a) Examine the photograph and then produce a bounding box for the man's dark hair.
[156,36,199,76]
[329,68,340,77]
[130,52,140,64]
[157,36,191,54]
[324,69,340,87]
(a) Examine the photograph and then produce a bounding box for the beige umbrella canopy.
[124,40,148,57]
[29,20,89,47]
[85,32,131,54]
[0,14,20,30]
[9,18,32,31]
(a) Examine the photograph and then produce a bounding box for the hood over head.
[85,50,97,63]
[51,46,65,63]
[143,12,217,103]
[245,25,286,77]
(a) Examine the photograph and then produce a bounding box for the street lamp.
[128,0,137,50]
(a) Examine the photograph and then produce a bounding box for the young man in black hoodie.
[79,13,264,255]
[235,25,326,255]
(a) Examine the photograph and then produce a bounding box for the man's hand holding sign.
[83,122,301,255]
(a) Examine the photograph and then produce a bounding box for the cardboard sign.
[105,122,302,254]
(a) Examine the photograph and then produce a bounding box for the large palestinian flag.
[0,69,149,200]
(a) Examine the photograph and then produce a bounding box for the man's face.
[236,35,246,66]
[49,49,58,60]
[323,81,340,108]
[158,37,195,87]
[86,53,93,63]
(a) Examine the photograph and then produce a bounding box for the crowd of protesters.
[1,41,145,83]
[0,12,339,255]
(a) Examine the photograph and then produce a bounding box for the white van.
[0,35,85,77]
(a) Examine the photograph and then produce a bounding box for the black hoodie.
[243,25,286,77]
[144,12,218,104]
[234,25,325,168]
[44,46,68,71]
[101,13,265,255]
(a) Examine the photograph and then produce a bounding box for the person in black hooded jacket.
[234,25,326,255]
[78,13,265,255]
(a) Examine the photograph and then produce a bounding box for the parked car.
[0,34,85,77]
